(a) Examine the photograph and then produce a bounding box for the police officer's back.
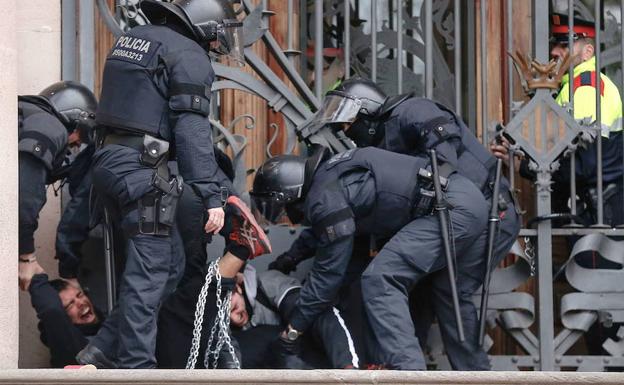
[18,81,97,291]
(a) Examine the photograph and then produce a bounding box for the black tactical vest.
[18,99,68,172]
[318,147,429,237]
[380,97,505,197]
[96,25,214,141]
[434,101,506,196]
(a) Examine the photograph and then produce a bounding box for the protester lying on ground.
[22,262,103,368]
[228,265,359,369]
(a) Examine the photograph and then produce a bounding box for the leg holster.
[136,166,183,237]
[118,134,184,237]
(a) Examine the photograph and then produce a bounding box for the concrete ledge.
[0,370,623,385]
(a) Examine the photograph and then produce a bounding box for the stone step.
[0,369,623,385]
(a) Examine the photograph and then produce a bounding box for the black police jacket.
[18,100,68,255]
[55,145,95,278]
[289,147,429,332]
[97,24,224,209]
[378,97,506,197]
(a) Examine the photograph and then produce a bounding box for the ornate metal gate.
[92,0,624,371]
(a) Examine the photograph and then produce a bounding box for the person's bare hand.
[205,207,225,234]
[18,259,44,291]
[489,136,511,163]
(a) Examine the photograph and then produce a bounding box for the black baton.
[429,149,465,342]
[103,207,117,313]
[478,158,503,346]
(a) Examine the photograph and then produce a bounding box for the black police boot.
[75,344,118,369]
[215,337,242,369]
[274,335,313,369]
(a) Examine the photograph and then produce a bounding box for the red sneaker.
[226,196,272,259]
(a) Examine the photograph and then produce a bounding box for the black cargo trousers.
[89,143,185,368]
[361,173,489,370]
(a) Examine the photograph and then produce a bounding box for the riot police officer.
[18,81,97,291]
[287,78,522,369]
[76,0,270,369]
[252,146,489,370]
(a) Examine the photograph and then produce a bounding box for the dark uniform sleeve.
[288,181,356,332]
[285,228,319,261]
[168,49,224,209]
[29,274,88,367]
[19,153,48,255]
[389,100,461,168]
[55,167,93,279]
[289,235,354,332]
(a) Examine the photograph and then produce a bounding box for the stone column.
[0,0,19,369]
[16,0,62,368]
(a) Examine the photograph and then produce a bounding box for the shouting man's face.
[59,286,98,325]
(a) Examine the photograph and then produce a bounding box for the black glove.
[268,252,299,274]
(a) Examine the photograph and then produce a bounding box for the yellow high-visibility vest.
[556,56,623,138]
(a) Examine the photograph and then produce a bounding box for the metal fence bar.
[594,0,605,226]
[467,0,477,131]
[621,0,624,225]
[480,0,488,144]
[299,0,308,78]
[371,0,378,82]
[425,0,433,98]
[397,0,403,94]
[454,0,462,114]
[345,0,350,79]
[533,0,555,371]
[567,0,578,222]
[314,0,323,100]
[505,0,515,189]
[287,0,294,65]
[506,0,512,120]
[505,0,515,194]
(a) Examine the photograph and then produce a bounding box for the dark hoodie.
[29,274,103,368]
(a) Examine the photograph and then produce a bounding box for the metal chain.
[185,260,218,369]
[185,257,241,370]
[203,292,240,369]
[523,236,536,277]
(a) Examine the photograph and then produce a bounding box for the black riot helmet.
[298,77,388,147]
[37,81,98,141]
[141,0,244,64]
[251,146,330,224]
[251,155,306,224]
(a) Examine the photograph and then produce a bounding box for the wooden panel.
[267,0,301,156]
[94,0,116,99]
[220,0,269,190]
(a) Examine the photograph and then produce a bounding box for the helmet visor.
[215,19,245,66]
[298,94,362,136]
[250,192,287,224]
[317,94,362,124]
